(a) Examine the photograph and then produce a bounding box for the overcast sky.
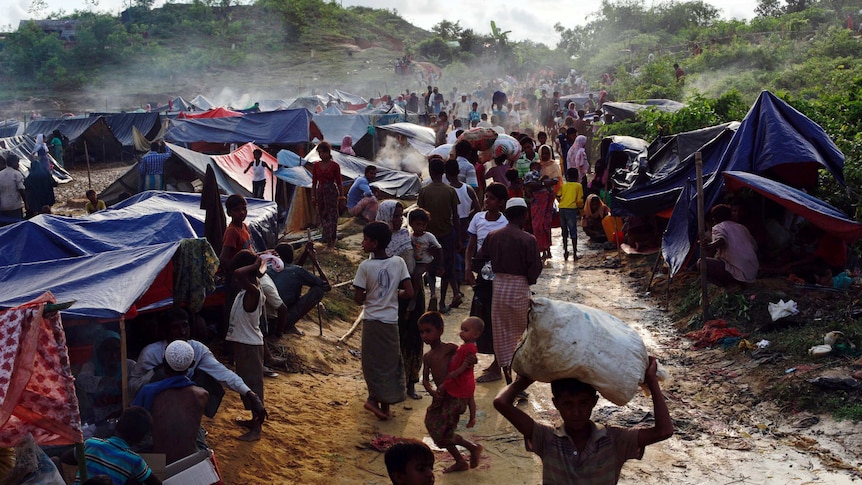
[4,0,758,47]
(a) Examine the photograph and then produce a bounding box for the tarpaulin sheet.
[24,116,123,162]
[109,191,280,251]
[287,96,329,111]
[613,125,736,217]
[602,100,685,121]
[98,142,249,205]
[166,109,314,145]
[723,171,862,241]
[0,292,83,446]
[662,91,847,277]
[98,112,162,146]
[0,192,277,264]
[312,113,371,146]
[0,211,197,266]
[307,145,421,198]
[0,243,180,319]
[177,107,242,119]
[0,119,21,137]
[647,122,739,176]
[378,122,437,155]
[0,135,73,184]
[211,142,283,199]
[190,95,215,111]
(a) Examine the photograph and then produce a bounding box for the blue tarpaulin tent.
[25,116,124,162]
[165,109,316,145]
[661,91,847,276]
[0,192,278,319]
[97,112,162,147]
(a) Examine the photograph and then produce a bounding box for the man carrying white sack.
[494,357,673,485]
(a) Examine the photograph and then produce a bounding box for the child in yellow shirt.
[557,168,584,260]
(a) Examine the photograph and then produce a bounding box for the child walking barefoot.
[354,222,415,420]
[419,312,483,473]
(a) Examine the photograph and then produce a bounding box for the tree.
[755,0,785,17]
[432,20,462,41]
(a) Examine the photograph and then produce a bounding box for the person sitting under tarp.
[582,194,610,242]
[77,330,135,437]
[699,204,759,287]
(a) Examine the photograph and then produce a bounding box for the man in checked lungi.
[473,197,542,386]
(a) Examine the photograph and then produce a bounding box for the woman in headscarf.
[375,200,425,400]
[32,134,51,173]
[582,193,611,241]
[339,136,356,156]
[310,141,343,249]
[527,145,559,261]
[77,330,135,434]
[24,152,55,218]
[568,134,589,187]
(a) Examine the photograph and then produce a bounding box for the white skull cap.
[164,340,195,372]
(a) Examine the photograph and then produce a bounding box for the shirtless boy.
[419,312,482,473]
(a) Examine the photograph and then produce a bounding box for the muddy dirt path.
[204,224,862,484]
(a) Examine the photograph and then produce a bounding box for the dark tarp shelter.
[602,100,685,121]
[613,124,738,216]
[661,91,847,277]
[307,145,421,199]
[96,112,162,148]
[24,116,124,163]
[723,171,862,241]
[165,109,318,146]
[600,135,650,191]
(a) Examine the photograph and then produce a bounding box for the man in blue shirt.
[139,141,172,192]
[75,407,162,485]
[347,165,379,222]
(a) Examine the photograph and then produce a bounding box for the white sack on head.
[511,297,648,406]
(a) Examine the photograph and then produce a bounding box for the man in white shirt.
[0,153,26,220]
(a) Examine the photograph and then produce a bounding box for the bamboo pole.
[84,141,92,190]
[76,442,88,482]
[695,152,710,321]
[119,316,129,410]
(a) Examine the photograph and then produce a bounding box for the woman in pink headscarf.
[340,136,356,156]
[566,134,589,186]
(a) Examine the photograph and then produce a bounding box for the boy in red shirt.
[419,312,483,473]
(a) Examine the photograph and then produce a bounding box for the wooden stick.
[695,152,710,321]
[76,442,88,482]
[120,316,129,410]
[84,141,92,190]
[338,312,363,344]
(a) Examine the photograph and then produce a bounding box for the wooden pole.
[84,141,92,190]
[695,152,710,321]
[119,316,129,410]
[76,442,88,482]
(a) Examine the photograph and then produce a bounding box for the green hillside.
[2,0,862,212]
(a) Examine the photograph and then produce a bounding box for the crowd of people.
[6,67,860,485]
